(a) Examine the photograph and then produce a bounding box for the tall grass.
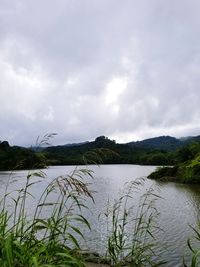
[184,224,200,267]
[0,167,94,267]
[100,179,165,267]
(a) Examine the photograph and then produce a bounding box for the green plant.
[0,166,94,266]
[100,179,165,267]
[184,223,200,267]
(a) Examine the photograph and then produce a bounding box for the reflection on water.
[0,165,200,267]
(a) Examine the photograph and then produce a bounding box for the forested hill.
[127,136,181,150]
[0,141,46,170]
[127,135,200,150]
[148,140,200,183]
[1,135,200,171]
[43,135,200,166]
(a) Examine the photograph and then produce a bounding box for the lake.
[0,164,200,267]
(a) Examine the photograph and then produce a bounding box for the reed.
[184,224,200,267]
[100,178,165,266]
[0,166,94,267]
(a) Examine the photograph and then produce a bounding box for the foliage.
[0,134,58,171]
[128,136,182,151]
[2,136,200,171]
[0,145,47,171]
[2,135,200,171]
[178,155,200,183]
[0,167,94,266]
[148,141,200,184]
[184,223,200,267]
[43,137,177,167]
[148,166,178,181]
[100,179,165,266]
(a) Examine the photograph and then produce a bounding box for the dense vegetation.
[1,135,200,175]
[43,136,177,166]
[0,141,46,170]
[0,137,167,170]
[148,141,200,183]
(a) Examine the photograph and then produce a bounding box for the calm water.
[0,164,200,267]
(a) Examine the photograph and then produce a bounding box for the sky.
[1,0,200,146]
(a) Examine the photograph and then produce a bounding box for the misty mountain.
[127,136,181,150]
[63,141,90,147]
[1,134,200,170]
[60,135,200,151]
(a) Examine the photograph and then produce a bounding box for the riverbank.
[148,155,200,184]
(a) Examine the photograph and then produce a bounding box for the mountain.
[43,135,177,166]
[42,134,200,166]
[44,135,200,151]
[127,136,181,151]
[64,141,89,147]
[181,135,200,144]
[0,141,46,170]
[127,135,200,151]
[1,134,200,171]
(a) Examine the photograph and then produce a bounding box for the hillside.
[44,136,144,165]
[0,141,46,170]
[43,135,177,166]
[1,135,200,171]
[127,136,181,150]
[43,135,200,167]
[148,141,200,183]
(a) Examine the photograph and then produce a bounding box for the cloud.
[0,0,200,145]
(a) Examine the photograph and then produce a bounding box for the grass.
[99,178,165,267]
[0,167,94,267]
[183,223,200,267]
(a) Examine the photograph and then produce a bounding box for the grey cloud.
[0,0,200,145]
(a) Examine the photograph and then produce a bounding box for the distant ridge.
[182,135,200,144]
[127,136,181,151]
[127,135,200,150]
[1,134,200,170]
[55,134,200,151]
[64,141,89,147]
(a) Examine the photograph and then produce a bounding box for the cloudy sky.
[1,0,200,146]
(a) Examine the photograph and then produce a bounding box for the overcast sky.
[1,0,200,146]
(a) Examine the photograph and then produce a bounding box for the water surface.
[0,165,199,267]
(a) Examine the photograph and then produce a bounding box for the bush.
[148,166,178,180]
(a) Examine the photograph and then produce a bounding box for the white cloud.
[0,0,200,145]
[105,77,127,105]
